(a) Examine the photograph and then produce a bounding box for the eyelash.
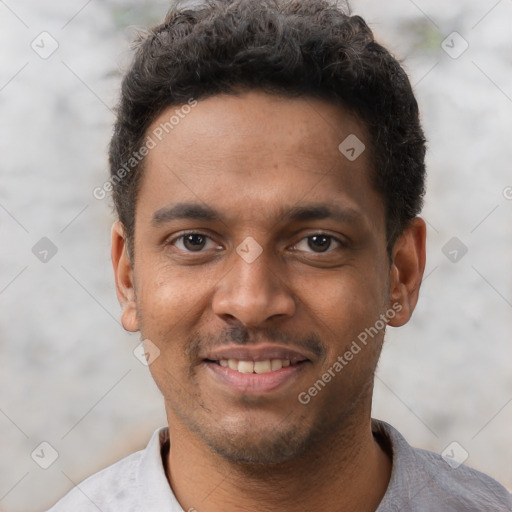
[166,231,345,255]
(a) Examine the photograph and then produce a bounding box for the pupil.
[184,234,205,251]
[309,235,330,252]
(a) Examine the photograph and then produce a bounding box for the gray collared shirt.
[46,419,512,511]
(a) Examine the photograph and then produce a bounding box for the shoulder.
[45,449,144,511]
[45,426,170,512]
[373,419,512,512]
[413,446,512,510]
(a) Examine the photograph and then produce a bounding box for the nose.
[212,245,296,327]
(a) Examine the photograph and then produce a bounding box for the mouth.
[206,357,302,374]
[202,344,313,395]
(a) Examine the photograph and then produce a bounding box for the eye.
[293,234,342,253]
[169,232,221,252]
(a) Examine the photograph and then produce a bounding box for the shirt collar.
[136,426,183,512]
[372,418,419,511]
[137,420,407,512]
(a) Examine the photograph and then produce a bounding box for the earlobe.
[387,217,426,327]
[111,221,139,332]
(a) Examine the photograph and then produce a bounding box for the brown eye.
[170,233,220,253]
[307,235,332,252]
[182,233,206,251]
[293,233,342,254]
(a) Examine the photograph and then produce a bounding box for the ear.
[111,221,139,332]
[387,217,426,327]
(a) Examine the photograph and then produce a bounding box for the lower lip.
[204,361,307,395]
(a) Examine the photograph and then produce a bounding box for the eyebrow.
[152,202,220,226]
[280,204,363,225]
[151,202,363,227]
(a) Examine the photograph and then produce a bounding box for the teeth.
[254,360,271,374]
[217,358,292,373]
[271,359,282,371]
[238,361,254,373]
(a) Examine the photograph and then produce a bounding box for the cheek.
[301,264,384,316]
[295,266,387,353]
[137,261,205,308]
[136,269,204,397]
[134,264,204,341]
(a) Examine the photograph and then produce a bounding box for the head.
[111,0,426,465]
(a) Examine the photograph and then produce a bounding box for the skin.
[112,90,426,512]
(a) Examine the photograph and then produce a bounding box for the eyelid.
[290,232,347,253]
[164,230,347,253]
[165,230,222,250]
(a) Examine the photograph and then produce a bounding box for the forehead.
[137,90,384,231]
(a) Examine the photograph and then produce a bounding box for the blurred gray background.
[1,1,511,510]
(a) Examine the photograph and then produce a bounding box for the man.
[47,0,512,510]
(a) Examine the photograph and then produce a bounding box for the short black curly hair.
[109,0,426,258]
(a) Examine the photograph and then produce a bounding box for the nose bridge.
[212,243,295,326]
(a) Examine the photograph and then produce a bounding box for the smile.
[214,358,291,373]
[201,343,314,394]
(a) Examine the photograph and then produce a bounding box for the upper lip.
[203,344,313,364]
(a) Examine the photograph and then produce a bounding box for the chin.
[202,423,312,465]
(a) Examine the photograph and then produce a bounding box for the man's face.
[113,91,417,464]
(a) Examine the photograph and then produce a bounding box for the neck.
[165,413,391,512]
